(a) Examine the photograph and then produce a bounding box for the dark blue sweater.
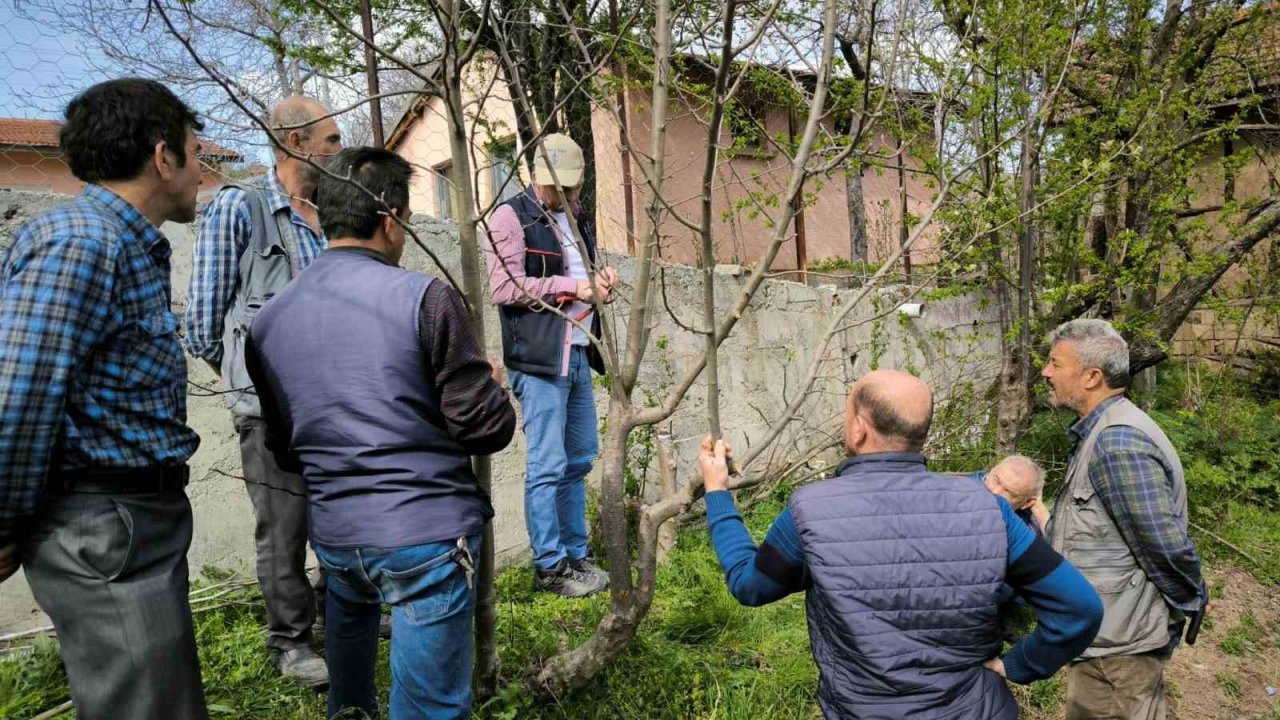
[706,489,1102,684]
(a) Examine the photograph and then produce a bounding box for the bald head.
[985,455,1045,509]
[267,96,343,161]
[269,96,326,142]
[845,369,934,453]
[265,96,343,181]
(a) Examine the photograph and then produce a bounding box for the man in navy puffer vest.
[698,369,1103,719]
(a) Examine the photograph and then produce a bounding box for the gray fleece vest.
[1048,397,1187,658]
[789,453,1016,720]
[219,182,305,418]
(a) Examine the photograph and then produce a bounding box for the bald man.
[973,455,1051,534]
[184,95,342,687]
[698,370,1103,720]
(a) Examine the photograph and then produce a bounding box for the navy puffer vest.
[496,187,604,377]
[790,453,1016,720]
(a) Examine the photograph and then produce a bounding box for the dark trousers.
[20,490,208,720]
[237,416,317,652]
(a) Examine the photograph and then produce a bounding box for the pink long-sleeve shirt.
[484,203,585,376]
[484,203,579,306]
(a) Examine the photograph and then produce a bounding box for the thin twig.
[30,700,74,720]
[1191,521,1259,564]
[0,625,54,644]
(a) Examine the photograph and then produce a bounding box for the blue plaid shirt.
[0,185,200,543]
[183,169,326,363]
[1070,395,1203,611]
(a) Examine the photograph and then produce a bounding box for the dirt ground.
[1167,565,1280,720]
[1019,563,1280,720]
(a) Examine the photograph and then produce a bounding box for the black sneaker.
[271,646,329,690]
[569,556,610,589]
[533,560,607,598]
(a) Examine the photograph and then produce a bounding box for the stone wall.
[0,192,1002,633]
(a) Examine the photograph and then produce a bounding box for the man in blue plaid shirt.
[0,79,209,720]
[1043,318,1204,720]
[183,95,341,687]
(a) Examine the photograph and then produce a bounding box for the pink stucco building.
[386,62,939,270]
[0,118,242,198]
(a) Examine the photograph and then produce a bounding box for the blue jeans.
[509,346,598,570]
[314,535,480,720]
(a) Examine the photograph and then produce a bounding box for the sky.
[0,2,119,119]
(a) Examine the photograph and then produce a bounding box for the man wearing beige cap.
[484,133,618,597]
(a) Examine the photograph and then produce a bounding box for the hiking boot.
[272,646,329,690]
[533,560,607,598]
[569,556,610,589]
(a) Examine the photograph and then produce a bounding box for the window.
[489,141,522,205]
[726,99,768,155]
[434,162,455,221]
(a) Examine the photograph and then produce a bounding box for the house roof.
[385,55,936,150]
[0,117,243,162]
[386,90,436,151]
[1203,4,1280,102]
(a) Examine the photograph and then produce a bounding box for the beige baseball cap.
[532,133,585,187]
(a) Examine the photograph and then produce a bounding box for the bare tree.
[139,0,1280,705]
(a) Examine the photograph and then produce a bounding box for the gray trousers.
[236,416,319,652]
[20,490,208,720]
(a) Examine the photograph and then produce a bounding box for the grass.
[481,497,820,720]
[3,364,1277,719]
[0,498,820,720]
[1219,612,1265,657]
[1217,671,1243,701]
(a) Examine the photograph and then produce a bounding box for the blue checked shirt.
[183,169,326,363]
[0,185,200,543]
[1069,395,1203,611]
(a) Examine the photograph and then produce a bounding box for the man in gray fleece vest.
[183,95,342,687]
[1042,319,1204,720]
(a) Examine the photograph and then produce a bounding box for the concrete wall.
[0,189,1000,633]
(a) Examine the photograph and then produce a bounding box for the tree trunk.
[439,0,499,696]
[846,160,868,266]
[535,401,637,696]
[655,432,678,565]
[1128,197,1280,373]
[993,95,1039,456]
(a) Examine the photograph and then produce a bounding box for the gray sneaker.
[272,646,329,689]
[569,556,610,589]
[534,560,607,598]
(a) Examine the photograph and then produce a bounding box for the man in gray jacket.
[183,95,341,686]
[1042,318,1204,720]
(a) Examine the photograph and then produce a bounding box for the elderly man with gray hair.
[1042,318,1204,720]
[975,455,1050,533]
[184,95,343,687]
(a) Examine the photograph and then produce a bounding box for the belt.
[45,464,190,495]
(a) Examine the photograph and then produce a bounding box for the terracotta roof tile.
[0,117,242,161]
